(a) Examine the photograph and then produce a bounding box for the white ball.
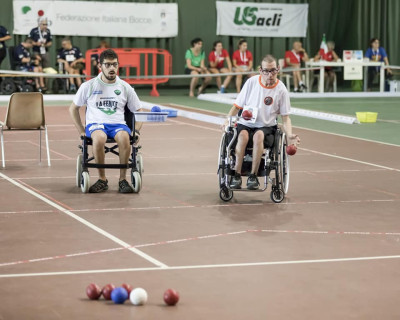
[130,288,148,306]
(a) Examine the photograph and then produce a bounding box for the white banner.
[216,1,308,37]
[13,0,178,38]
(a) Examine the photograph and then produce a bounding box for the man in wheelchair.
[69,49,143,193]
[223,54,300,190]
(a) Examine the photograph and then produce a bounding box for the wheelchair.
[217,117,290,203]
[76,108,144,194]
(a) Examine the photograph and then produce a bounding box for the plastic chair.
[0,92,51,167]
[278,58,306,92]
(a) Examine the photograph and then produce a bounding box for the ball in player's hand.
[86,283,102,300]
[242,110,252,121]
[163,289,180,306]
[286,144,297,156]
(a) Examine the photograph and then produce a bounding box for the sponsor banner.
[216,1,308,37]
[13,0,178,38]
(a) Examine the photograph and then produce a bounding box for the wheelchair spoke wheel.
[76,154,83,187]
[278,132,290,194]
[131,171,142,193]
[219,186,233,202]
[218,133,229,188]
[136,153,144,175]
[81,172,90,193]
[270,188,284,203]
[0,79,17,95]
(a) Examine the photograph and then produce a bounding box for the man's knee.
[253,131,264,145]
[115,131,131,148]
[91,131,107,148]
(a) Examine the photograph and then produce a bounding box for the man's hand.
[287,134,300,146]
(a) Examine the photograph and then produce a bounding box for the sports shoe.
[89,179,108,193]
[247,174,260,190]
[220,86,225,94]
[300,83,307,91]
[229,173,242,189]
[119,179,134,193]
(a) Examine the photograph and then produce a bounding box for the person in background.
[91,40,110,76]
[232,39,253,93]
[13,37,46,91]
[314,41,339,92]
[284,41,309,92]
[208,40,232,94]
[365,38,392,91]
[29,17,52,68]
[185,37,211,97]
[0,25,11,67]
[57,38,85,93]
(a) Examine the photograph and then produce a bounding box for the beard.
[104,72,116,81]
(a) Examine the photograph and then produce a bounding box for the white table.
[306,61,385,93]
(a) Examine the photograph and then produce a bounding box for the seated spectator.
[13,37,46,91]
[284,41,309,92]
[91,40,110,76]
[232,39,253,93]
[57,38,85,93]
[314,41,339,92]
[208,40,232,93]
[185,37,211,97]
[365,38,392,91]
[29,17,52,68]
[0,25,11,67]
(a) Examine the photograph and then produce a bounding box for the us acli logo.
[264,96,273,105]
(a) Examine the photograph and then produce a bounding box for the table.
[305,61,385,93]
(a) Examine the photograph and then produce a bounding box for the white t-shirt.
[73,73,142,125]
[234,75,291,128]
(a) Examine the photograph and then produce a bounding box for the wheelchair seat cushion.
[236,124,277,149]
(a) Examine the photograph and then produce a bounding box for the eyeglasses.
[260,68,278,75]
[102,62,119,68]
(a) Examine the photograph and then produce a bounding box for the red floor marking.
[2,228,399,268]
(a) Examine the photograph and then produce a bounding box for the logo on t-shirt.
[264,96,273,105]
[114,89,121,95]
[96,100,118,115]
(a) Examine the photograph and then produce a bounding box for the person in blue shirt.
[29,17,53,68]
[365,38,392,91]
[57,38,85,93]
[0,25,11,67]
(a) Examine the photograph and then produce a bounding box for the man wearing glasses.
[29,17,53,68]
[69,49,143,193]
[224,55,300,190]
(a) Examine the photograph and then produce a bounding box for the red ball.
[242,110,253,121]
[121,283,133,294]
[38,10,44,16]
[86,283,102,300]
[163,289,180,306]
[102,284,115,300]
[286,144,297,156]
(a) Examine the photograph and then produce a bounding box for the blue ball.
[151,106,161,112]
[111,287,128,304]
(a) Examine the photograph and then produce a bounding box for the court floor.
[1,106,400,319]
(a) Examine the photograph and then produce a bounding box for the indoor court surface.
[1,104,400,319]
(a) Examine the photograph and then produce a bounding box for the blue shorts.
[85,123,131,139]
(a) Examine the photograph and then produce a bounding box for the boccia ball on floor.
[102,283,115,300]
[121,283,133,295]
[111,287,129,304]
[130,287,148,306]
[163,289,180,306]
[86,283,102,300]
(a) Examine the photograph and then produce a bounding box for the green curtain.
[1,0,398,85]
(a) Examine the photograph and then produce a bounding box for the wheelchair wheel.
[219,186,233,202]
[21,84,34,92]
[136,153,144,175]
[76,154,83,187]
[270,187,284,203]
[0,79,17,95]
[277,132,290,194]
[218,132,229,187]
[131,171,142,193]
[81,172,90,193]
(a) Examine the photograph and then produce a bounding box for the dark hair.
[191,37,203,47]
[238,39,247,48]
[99,49,118,64]
[369,38,379,47]
[260,54,277,66]
[213,40,222,50]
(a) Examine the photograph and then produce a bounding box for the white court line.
[2,254,400,278]
[0,172,168,269]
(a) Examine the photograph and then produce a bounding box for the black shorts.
[236,124,277,148]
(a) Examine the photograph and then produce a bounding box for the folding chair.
[0,92,51,167]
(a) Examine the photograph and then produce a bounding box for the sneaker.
[220,86,225,94]
[247,174,260,190]
[229,173,242,189]
[119,179,134,193]
[89,179,108,193]
[300,83,307,91]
